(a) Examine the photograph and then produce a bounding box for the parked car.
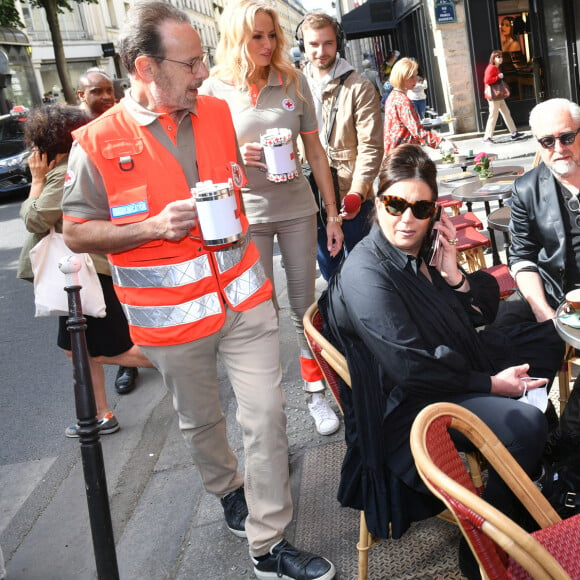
[0,106,31,197]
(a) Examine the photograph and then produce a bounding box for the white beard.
[550,159,577,177]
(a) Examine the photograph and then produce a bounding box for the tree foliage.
[0,0,24,28]
[0,0,99,104]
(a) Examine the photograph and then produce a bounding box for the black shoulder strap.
[326,70,353,144]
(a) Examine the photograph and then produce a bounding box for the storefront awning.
[341,0,396,40]
[0,27,30,47]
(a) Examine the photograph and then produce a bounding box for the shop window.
[496,2,534,101]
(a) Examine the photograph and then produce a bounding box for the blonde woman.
[383,57,456,157]
[200,0,343,436]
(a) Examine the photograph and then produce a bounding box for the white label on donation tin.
[193,181,242,246]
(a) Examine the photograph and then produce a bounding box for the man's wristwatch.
[327,216,343,225]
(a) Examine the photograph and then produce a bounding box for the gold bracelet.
[327,216,343,225]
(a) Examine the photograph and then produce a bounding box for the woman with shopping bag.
[482,50,523,144]
[17,104,152,437]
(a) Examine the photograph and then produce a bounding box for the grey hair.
[529,98,580,136]
[117,1,191,74]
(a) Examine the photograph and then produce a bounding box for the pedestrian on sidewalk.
[295,10,382,434]
[77,67,140,395]
[201,0,344,438]
[17,104,153,439]
[407,69,428,120]
[482,50,523,144]
[62,3,335,579]
[360,59,383,95]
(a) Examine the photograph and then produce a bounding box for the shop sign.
[435,0,456,24]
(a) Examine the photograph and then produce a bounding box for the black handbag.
[303,164,340,218]
[540,429,580,519]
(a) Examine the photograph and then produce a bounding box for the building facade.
[338,0,579,134]
[12,0,305,107]
[7,0,578,135]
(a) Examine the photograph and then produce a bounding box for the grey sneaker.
[220,487,247,538]
[65,412,120,438]
[253,539,336,580]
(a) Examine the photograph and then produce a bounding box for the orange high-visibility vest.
[72,96,271,346]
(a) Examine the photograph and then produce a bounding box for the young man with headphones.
[297,11,383,281]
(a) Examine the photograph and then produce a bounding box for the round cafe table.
[450,169,523,214]
[436,152,498,170]
[487,205,512,264]
[451,172,521,265]
[487,205,511,232]
[555,302,580,349]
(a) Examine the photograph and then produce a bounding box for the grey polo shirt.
[200,69,319,224]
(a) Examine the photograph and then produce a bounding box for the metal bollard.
[59,255,119,580]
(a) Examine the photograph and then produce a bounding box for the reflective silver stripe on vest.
[123,292,222,328]
[111,255,211,288]
[224,259,267,307]
[214,234,249,273]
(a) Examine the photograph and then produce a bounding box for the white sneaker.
[308,397,340,436]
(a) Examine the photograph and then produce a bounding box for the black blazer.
[509,162,567,308]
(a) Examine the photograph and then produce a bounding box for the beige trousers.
[141,300,291,556]
[484,98,517,139]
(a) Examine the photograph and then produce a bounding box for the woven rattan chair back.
[410,402,580,580]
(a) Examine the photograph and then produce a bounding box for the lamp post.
[59,255,119,580]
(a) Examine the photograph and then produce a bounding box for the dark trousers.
[316,199,374,281]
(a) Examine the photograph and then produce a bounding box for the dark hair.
[377,144,438,201]
[117,1,191,74]
[489,50,503,65]
[24,104,90,163]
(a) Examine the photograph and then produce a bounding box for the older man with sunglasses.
[509,98,580,323]
[508,98,580,431]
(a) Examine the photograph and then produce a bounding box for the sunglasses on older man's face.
[380,195,437,220]
[537,128,580,150]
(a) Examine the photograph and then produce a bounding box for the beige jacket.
[305,59,384,202]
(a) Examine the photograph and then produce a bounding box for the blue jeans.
[412,99,427,119]
[317,199,374,281]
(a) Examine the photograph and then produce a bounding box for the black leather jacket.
[509,163,566,309]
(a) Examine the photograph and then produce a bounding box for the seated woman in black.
[319,144,563,577]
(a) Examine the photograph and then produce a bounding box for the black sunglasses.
[380,195,437,220]
[567,195,580,228]
[537,128,580,150]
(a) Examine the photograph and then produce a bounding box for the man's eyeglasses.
[567,195,580,228]
[152,53,207,74]
[537,128,580,150]
[380,195,437,220]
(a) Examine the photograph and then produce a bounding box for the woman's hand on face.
[490,363,548,397]
[433,211,462,278]
[240,142,267,170]
[28,149,55,183]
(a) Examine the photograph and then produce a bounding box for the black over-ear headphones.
[295,15,346,54]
